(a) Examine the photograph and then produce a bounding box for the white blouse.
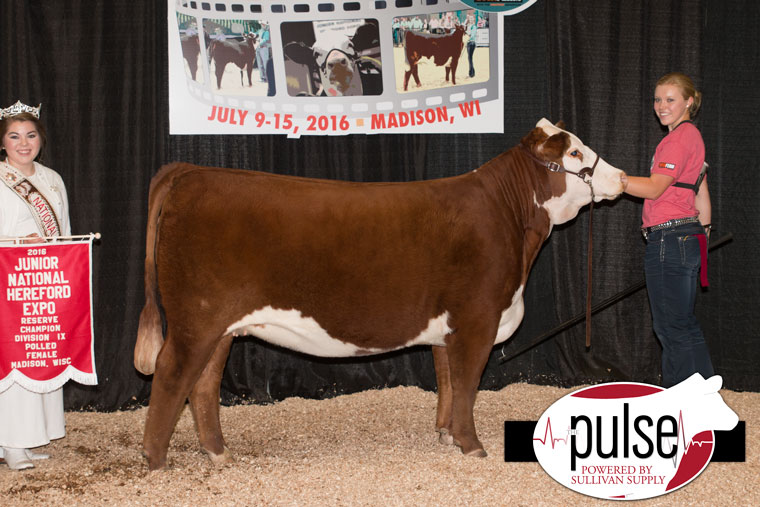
[0,161,70,239]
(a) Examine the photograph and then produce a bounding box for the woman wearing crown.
[0,100,70,470]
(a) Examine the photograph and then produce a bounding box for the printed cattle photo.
[393,10,489,92]
[282,19,382,97]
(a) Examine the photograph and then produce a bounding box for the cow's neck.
[477,147,554,286]
[479,147,553,238]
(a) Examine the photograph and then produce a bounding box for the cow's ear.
[555,120,566,130]
[283,42,315,66]
[539,132,570,160]
[520,127,547,153]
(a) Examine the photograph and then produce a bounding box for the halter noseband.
[521,146,600,196]
[318,48,356,74]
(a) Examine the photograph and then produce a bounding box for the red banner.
[0,240,97,393]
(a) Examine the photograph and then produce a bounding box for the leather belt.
[641,216,700,240]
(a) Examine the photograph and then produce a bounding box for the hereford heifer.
[403,24,465,91]
[209,33,257,89]
[134,119,626,470]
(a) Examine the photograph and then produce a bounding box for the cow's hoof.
[143,449,167,471]
[464,448,488,458]
[205,446,234,466]
[437,428,454,446]
[146,461,167,472]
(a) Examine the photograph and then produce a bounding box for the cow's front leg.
[189,334,234,466]
[432,345,454,445]
[445,321,496,457]
[215,65,225,89]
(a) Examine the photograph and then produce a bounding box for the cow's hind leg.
[189,334,234,466]
[432,345,454,446]
[445,321,497,457]
[188,59,198,81]
[142,330,220,470]
[411,64,422,87]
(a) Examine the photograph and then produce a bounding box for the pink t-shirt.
[641,121,705,228]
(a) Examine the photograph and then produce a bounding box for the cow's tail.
[134,162,192,375]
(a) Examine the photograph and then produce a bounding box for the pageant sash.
[0,239,97,393]
[0,162,62,237]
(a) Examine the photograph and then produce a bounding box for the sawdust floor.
[1,383,757,506]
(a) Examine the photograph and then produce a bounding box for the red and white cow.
[134,119,626,470]
[403,24,466,91]
[208,33,258,90]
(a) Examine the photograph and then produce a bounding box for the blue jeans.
[467,41,476,77]
[644,222,714,387]
[256,46,270,82]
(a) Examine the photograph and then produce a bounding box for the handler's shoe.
[2,447,34,470]
[25,449,50,460]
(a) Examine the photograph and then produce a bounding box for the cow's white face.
[313,33,362,97]
[536,118,626,224]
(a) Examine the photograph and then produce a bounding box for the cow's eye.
[569,150,581,158]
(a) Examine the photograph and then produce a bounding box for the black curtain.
[1,1,757,411]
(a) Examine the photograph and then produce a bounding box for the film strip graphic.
[170,0,502,135]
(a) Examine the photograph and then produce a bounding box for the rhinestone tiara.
[0,100,42,120]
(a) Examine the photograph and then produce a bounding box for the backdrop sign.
[168,0,504,136]
[0,241,97,394]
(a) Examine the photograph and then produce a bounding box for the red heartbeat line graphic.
[666,411,714,491]
[533,417,571,449]
[533,411,715,461]
[662,411,714,467]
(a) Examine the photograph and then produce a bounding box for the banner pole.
[0,232,101,244]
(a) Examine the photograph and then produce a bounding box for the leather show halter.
[318,48,358,74]
[521,146,600,348]
[520,145,600,193]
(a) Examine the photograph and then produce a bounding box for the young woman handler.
[622,73,714,387]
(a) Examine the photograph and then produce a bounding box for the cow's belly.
[494,285,525,345]
[225,306,452,357]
